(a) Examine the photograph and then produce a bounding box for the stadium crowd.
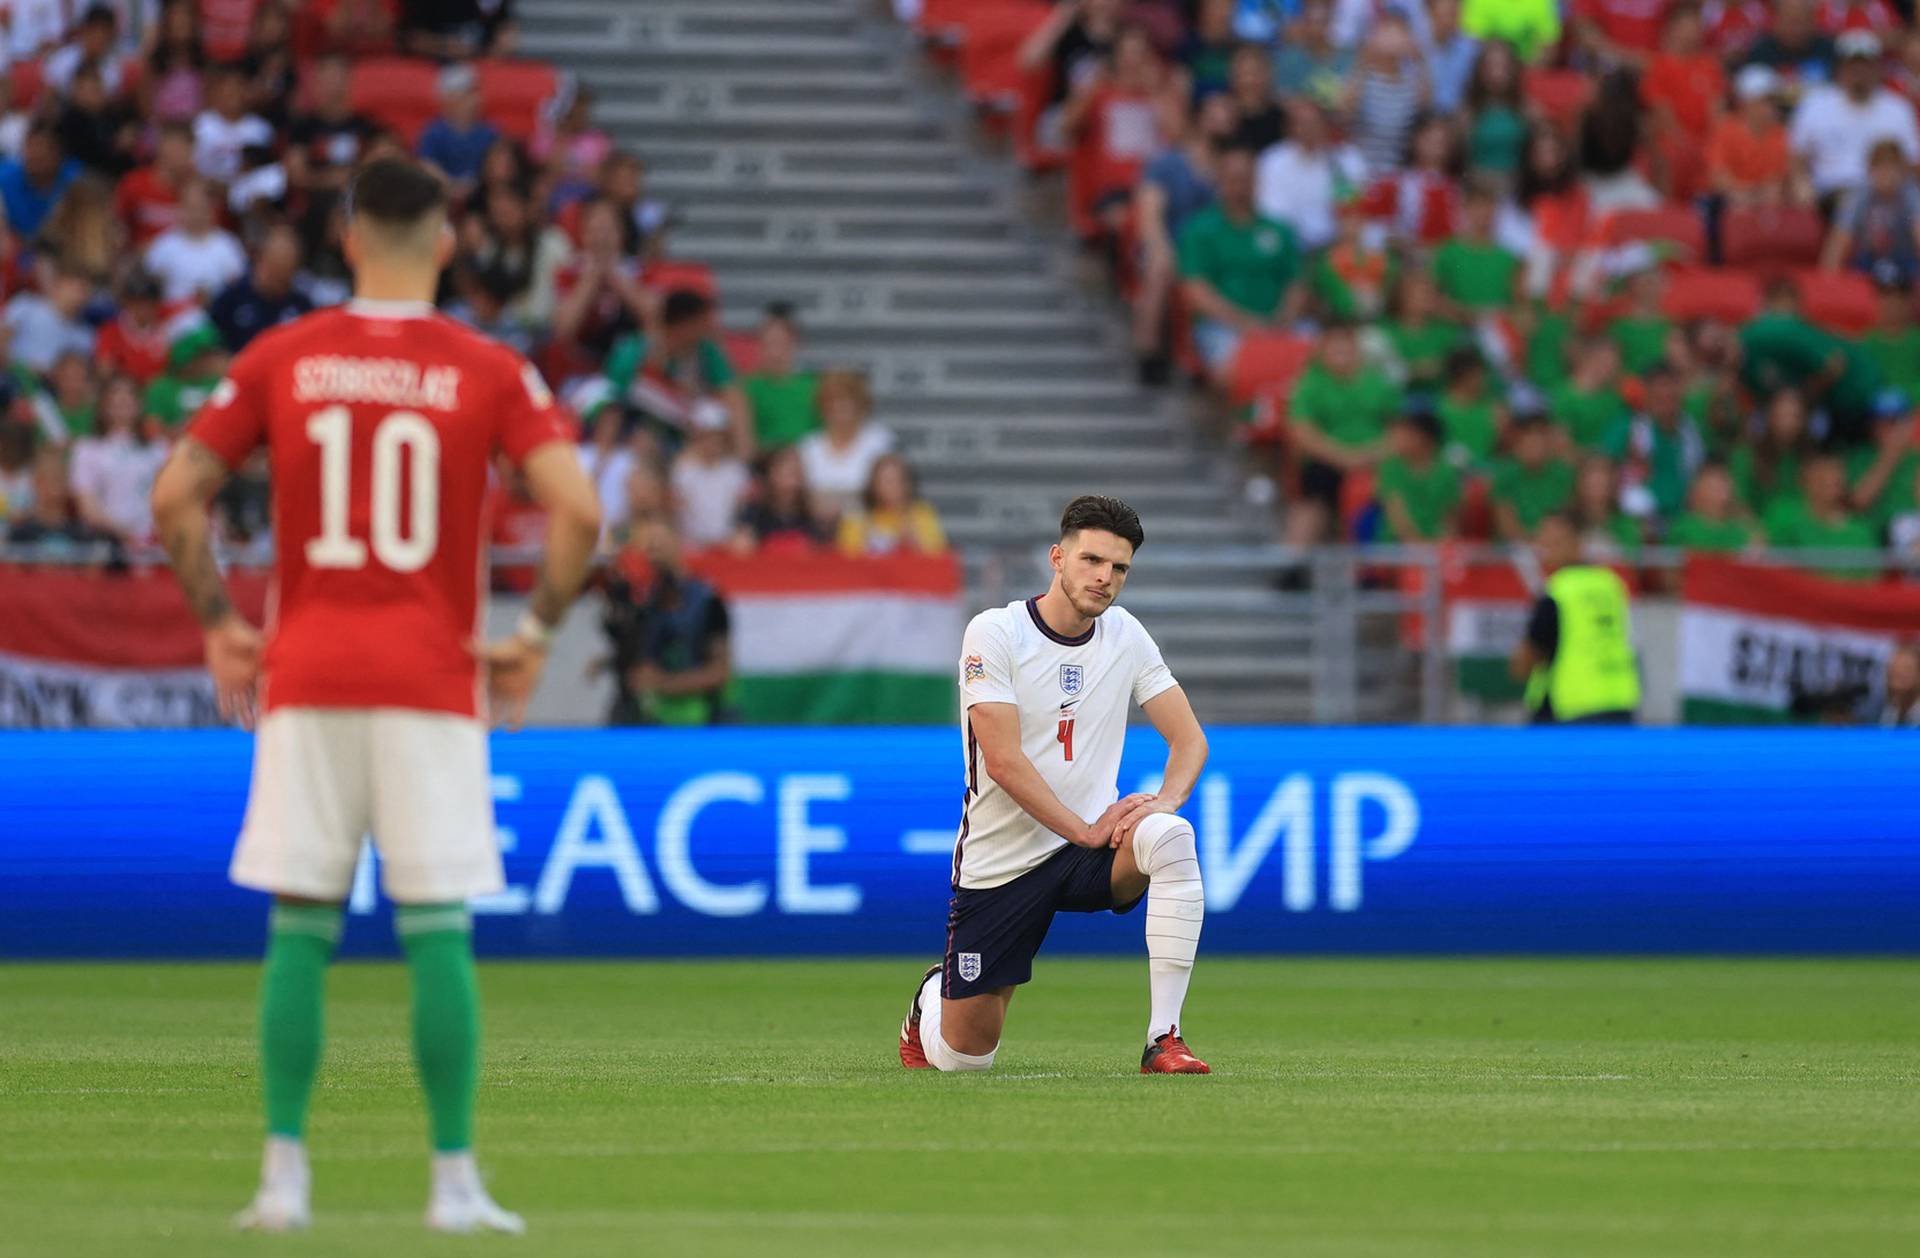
[0,0,951,587]
[924,0,1920,569]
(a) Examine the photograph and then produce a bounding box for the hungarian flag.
[1443,561,1533,703]
[0,555,962,729]
[0,566,270,728]
[1679,556,1920,724]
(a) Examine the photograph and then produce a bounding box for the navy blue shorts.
[942,843,1144,999]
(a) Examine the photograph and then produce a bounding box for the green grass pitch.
[2,957,1917,1257]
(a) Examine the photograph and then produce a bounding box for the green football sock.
[260,903,342,1140]
[396,903,480,1153]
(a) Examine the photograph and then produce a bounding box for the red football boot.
[899,962,941,1069]
[1140,1027,1210,1074]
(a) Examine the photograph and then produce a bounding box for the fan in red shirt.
[1575,0,1674,67]
[148,158,601,1239]
[93,268,176,384]
[114,122,197,246]
[1642,3,1727,139]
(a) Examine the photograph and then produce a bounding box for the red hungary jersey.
[187,299,575,718]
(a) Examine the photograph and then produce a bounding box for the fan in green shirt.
[145,323,229,430]
[740,304,819,449]
[1859,284,1920,400]
[1845,423,1920,529]
[1523,306,1576,392]
[1435,346,1504,467]
[604,289,740,435]
[1431,185,1519,313]
[1549,337,1628,449]
[1764,455,1881,577]
[1609,314,1673,376]
[1384,271,1465,394]
[1375,408,1460,541]
[1740,299,1883,437]
[1288,324,1405,454]
[1600,366,1705,521]
[1666,463,1759,553]
[1177,199,1302,324]
[1728,389,1816,518]
[1491,415,1575,540]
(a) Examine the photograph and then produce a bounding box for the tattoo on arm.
[157,441,234,628]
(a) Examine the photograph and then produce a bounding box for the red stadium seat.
[1526,69,1594,133]
[1599,203,1706,262]
[348,57,440,145]
[1226,332,1315,405]
[475,59,560,142]
[1660,267,1762,324]
[957,2,1051,111]
[1721,206,1827,272]
[1796,269,1877,335]
[1012,63,1063,171]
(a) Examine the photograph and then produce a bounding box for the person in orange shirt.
[1708,65,1800,206]
[1642,3,1727,141]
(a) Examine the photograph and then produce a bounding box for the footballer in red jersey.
[149,159,602,1238]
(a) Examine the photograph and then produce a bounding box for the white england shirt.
[954,597,1177,890]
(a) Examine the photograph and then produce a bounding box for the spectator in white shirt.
[7,0,65,59]
[1790,31,1920,201]
[1255,98,1368,252]
[144,178,246,302]
[192,63,273,185]
[68,374,167,543]
[3,265,96,373]
[44,5,127,97]
[797,369,894,522]
[670,399,751,549]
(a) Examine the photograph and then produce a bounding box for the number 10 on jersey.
[305,406,441,572]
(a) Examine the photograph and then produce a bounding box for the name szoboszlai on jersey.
[953,597,1176,890]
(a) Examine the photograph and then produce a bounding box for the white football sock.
[1133,813,1203,1043]
[917,971,996,1072]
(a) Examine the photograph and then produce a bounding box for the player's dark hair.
[663,288,712,327]
[1060,495,1145,552]
[763,299,798,329]
[346,158,447,230]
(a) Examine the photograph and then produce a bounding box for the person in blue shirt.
[1424,0,1480,115]
[416,63,499,194]
[0,126,81,238]
[207,224,314,351]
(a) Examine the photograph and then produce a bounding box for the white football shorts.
[229,706,503,904]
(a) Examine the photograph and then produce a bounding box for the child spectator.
[1179,145,1302,373]
[1551,335,1630,451]
[1821,138,1920,284]
[192,63,273,185]
[1492,410,1577,540]
[46,350,97,438]
[1641,3,1726,144]
[417,63,499,196]
[1345,13,1429,182]
[1375,405,1459,542]
[143,178,246,302]
[1435,346,1505,468]
[1431,180,1521,317]
[94,269,170,384]
[1463,39,1527,179]
[1311,194,1395,322]
[670,400,752,550]
[1604,362,1708,522]
[798,369,893,522]
[1255,98,1366,252]
[743,302,820,450]
[1284,321,1403,544]
[1668,461,1762,551]
[1709,65,1796,206]
[837,453,947,556]
[733,445,830,555]
[1383,269,1466,395]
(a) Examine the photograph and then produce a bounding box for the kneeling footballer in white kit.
[899,495,1212,1075]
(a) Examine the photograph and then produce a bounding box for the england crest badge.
[1059,663,1084,697]
[957,952,983,982]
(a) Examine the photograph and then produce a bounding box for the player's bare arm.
[479,440,602,728]
[152,435,262,726]
[968,701,1108,848]
[1111,686,1209,848]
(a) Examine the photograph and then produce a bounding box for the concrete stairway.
[517,0,1408,723]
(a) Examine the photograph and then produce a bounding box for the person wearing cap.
[1510,512,1641,724]
[1375,404,1460,542]
[1789,27,1919,203]
[142,321,228,430]
[416,64,499,194]
[1709,64,1797,206]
